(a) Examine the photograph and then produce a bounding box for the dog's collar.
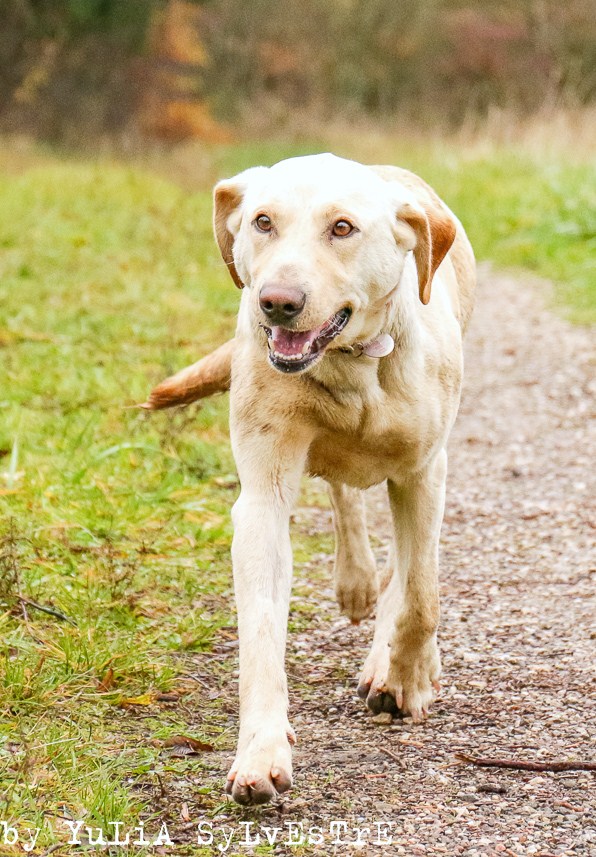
[339,332,395,359]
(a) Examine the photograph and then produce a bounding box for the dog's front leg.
[385,449,446,720]
[358,450,446,721]
[225,428,308,806]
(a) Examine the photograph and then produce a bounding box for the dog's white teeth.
[272,350,305,361]
[272,345,312,361]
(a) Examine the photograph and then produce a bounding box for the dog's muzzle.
[262,308,352,373]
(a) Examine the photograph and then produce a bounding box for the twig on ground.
[181,673,211,689]
[40,845,64,857]
[380,747,402,764]
[18,596,77,626]
[155,772,167,797]
[456,752,596,772]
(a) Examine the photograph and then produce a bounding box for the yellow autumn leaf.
[118,693,154,707]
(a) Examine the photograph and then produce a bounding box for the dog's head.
[214,154,455,374]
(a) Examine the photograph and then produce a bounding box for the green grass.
[0,138,593,851]
[406,148,595,324]
[0,161,241,850]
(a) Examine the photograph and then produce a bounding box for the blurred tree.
[198,0,596,125]
[0,0,594,141]
[140,0,229,141]
[0,0,161,141]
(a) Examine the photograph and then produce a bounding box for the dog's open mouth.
[263,308,352,373]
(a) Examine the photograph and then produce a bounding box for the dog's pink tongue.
[271,327,318,356]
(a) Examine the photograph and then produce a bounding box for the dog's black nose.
[259,284,306,324]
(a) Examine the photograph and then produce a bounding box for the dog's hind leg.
[328,482,379,623]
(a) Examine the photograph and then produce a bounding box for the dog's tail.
[140,338,234,410]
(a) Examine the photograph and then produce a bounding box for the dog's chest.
[302,331,464,488]
[306,431,422,489]
[305,392,436,489]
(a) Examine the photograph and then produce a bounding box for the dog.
[142,153,475,805]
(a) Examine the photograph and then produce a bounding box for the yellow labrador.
[143,154,475,805]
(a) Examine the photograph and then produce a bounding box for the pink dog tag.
[362,333,395,358]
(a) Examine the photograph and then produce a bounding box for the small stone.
[372,712,393,725]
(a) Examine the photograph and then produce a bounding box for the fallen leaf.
[156,692,180,703]
[97,667,115,692]
[119,693,154,707]
[398,737,424,748]
[162,734,214,754]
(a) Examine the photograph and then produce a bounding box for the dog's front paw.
[385,635,441,722]
[226,725,295,806]
[357,642,400,715]
[335,565,378,623]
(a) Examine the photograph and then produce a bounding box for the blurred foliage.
[0,0,162,142]
[200,0,596,121]
[0,0,595,142]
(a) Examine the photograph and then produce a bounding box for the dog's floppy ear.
[398,202,457,305]
[213,167,267,289]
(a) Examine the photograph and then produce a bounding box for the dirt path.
[159,266,595,855]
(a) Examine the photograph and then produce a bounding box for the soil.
[148,266,595,856]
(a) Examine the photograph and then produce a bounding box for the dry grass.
[224,105,596,165]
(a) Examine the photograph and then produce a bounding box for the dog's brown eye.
[255,214,272,233]
[332,219,354,237]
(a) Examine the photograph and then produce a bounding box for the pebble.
[459,793,480,803]
[372,712,393,725]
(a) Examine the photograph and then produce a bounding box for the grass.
[0,159,241,852]
[411,148,596,323]
[0,135,593,852]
